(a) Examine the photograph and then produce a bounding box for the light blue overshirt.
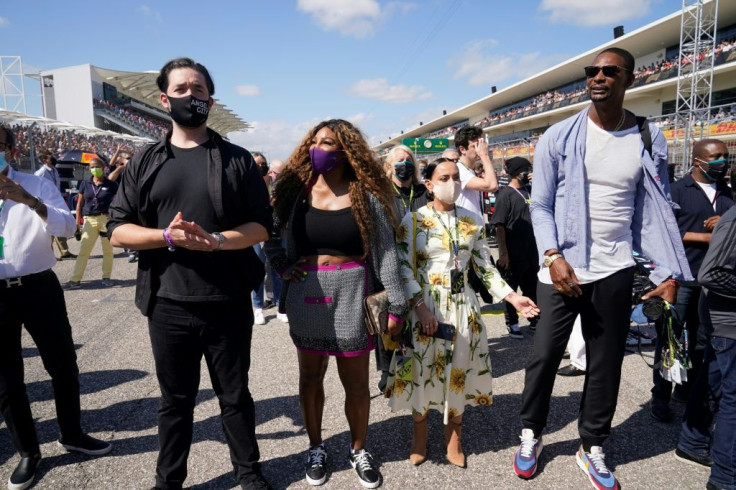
[530,106,692,285]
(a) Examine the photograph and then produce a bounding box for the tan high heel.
[444,419,466,468]
[410,416,428,466]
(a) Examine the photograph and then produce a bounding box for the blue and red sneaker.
[576,445,620,490]
[513,429,543,479]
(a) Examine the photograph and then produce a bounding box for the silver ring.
[567,282,575,288]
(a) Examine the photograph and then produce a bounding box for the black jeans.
[0,270,83,457]
[520,267,635,449]
[498,261,539,327]
[148,297,259,489]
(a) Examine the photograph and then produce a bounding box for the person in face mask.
[106,57,272,490]
[265,119,407,488]
[385,157,539,469]
[650,139,735,423]
[490,157,539,340]
[383,145,429,219]
[65,158,118,289]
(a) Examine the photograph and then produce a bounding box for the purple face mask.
[309,146,347,174]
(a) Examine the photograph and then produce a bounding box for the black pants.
[148,297,259,489]
[499,261,539,327]
[520,267,635,449]
[0,270,83,457]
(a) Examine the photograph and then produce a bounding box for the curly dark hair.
[273,119,397,258]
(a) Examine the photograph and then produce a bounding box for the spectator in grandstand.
[107,57,272,490]
[34,151,76,260]
[512,47,691,489]
[265,119,406,488]
[385,157,538,468]
[674,202,736,490]
[65,158,118,289]
[0,125,112,490]
[651,139,734,423]
[490,157,539,339]
[453,127,498,305]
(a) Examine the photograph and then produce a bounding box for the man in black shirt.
[651,139,734,422]
[490,157,538,339]
[108,58,272,490]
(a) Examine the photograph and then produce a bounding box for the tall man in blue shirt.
[511,48,691,490]
[0,126,112,490]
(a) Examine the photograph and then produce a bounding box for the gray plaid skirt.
[284,261,375,356]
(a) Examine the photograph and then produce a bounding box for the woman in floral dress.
[385,157,539,468]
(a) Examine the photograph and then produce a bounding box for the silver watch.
[212,232,226,251]
[29,196,44,211]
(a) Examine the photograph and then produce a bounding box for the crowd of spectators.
[653,104,736,130]
[417,37,736,141]
[6,122,147,165]
[94,99,170,140]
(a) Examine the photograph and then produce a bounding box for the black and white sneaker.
[305,444,327,486]
[507,324,524,339]
[349,449,381,489]
[58,434,112,456]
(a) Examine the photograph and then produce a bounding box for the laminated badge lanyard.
[393,182,414,213]
[431,203,460,270]
[510,185,531,204]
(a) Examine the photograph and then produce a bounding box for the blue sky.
[1,0,678,159]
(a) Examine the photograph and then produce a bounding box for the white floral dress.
[386,204,513,421]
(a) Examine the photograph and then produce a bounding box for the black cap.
[505,157,532,177]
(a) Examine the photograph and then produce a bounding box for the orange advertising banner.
[662,122,736,140]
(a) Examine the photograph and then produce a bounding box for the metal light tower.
[0,56,27,114]
[672,0,719,176]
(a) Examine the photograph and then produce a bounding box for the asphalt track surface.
[0,240,709,489]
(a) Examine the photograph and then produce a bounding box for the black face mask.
[518,172,530,185]
[259,164,269,177]
[394,161,416,182]
[167,95,210,128]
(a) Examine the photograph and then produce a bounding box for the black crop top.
[292,203,365,256]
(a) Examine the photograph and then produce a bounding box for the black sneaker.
[305,444,327,486]
[674,447,712,468]
[348,449,381,489]
[650,398,672,423]
[58,434,112,456]
[8,454,41,490]
[240,472,271,490]
[507,324,524,339]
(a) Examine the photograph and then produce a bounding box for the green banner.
[401,138,450,154]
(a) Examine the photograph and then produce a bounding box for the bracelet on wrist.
[414,298,425,309]
[163,228,177,252]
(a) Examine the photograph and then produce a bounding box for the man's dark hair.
[454,126,483,151]
[597,47,635,72]
[156,57,215,96]
[252,151,267,165]
[0,125,14,149]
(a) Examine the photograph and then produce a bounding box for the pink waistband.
[302,260,366,272]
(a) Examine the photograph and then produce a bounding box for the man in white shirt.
[0,126,112,490]
[34,151,75,260]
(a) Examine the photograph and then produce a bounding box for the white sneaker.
[254,309,266,325]
[277,312,289,323]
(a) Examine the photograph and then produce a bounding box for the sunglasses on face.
[584,65,629,78]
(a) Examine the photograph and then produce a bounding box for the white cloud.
[137,4,162,23]
[0,17,9,27]
[348,78,432,103]
[297,0,415,38]
[539,0,651,26]
[346,112,374,125]
[234,85,261,97]
[448,39,557,87]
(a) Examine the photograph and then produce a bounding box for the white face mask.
[432,180,461,204]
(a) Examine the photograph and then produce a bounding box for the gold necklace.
[613,110,626,131]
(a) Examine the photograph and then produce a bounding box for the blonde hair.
[384,144,418,184]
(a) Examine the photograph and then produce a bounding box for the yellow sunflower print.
[449,368,466,394]
[420,216,437,230]
[457,216,477,238]
[474,393,492,406]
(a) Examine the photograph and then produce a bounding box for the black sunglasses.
[584,65,630,78]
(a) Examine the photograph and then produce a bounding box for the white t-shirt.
[456,162,483,217]
[695,180,718,211]
[539,119,643,284]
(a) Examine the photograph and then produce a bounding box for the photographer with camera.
[650,139,734,423]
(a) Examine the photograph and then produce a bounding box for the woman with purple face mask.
[265,119,407,488]
[385,158,539,468]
